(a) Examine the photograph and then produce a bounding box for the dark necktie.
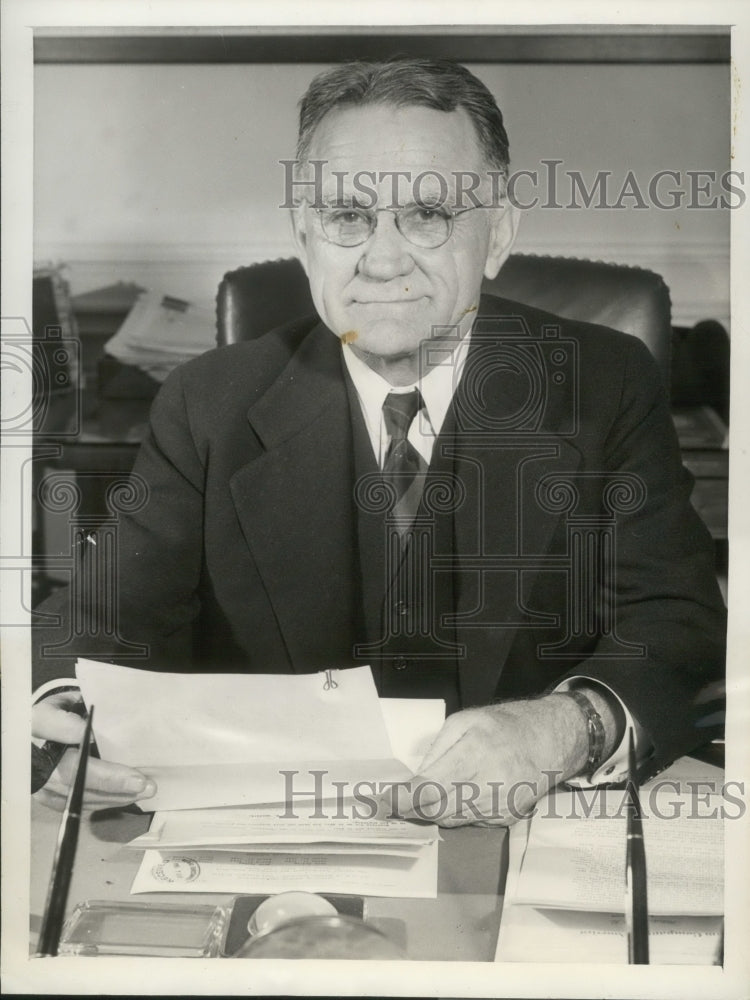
[382,389,428,537]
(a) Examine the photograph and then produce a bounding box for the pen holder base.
[223,893,364,956]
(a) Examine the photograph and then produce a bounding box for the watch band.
[565,689,606,780]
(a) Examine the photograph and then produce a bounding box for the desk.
[30,802,507,962]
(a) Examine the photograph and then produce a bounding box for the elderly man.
[32,59,725,824]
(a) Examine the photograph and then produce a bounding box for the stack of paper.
[103,289,216,381]
[127,805,440,897]
[495,760,725,964]
[75,660,445,898]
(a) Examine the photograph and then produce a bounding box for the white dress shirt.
[341,330,471,468]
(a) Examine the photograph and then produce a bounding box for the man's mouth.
[352,295,426,305]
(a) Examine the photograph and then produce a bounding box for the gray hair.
[296,58,510,175]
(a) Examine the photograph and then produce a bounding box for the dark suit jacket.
[33,294,726,775]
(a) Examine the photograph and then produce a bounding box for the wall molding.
[34,236,732,263]
[35,237,730,331]
[34,27,730,66]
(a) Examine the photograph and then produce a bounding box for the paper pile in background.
[76,659,444,898]
[103,289,215,381]
[495,758,725,964]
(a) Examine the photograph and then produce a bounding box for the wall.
[34,61,731,329]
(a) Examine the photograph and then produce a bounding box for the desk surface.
[30,802,507,962]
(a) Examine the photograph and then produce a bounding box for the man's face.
[291,103,518,380]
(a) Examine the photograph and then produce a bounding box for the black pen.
[36,706,95,958]
[624,728,649,964]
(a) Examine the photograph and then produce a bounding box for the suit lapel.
[442,299,584,706]
[229,324,359,672]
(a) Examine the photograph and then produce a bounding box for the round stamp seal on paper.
[151,857,201,883]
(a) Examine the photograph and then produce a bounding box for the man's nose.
[357,211,415,281]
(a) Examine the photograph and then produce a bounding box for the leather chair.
[216,253,672,383]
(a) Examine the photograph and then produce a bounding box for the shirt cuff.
[31,678,80,747]
[554,675,651,785]
[32,677,80,705]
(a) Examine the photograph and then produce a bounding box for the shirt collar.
[341,328,472,438]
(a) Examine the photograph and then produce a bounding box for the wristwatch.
[565,689,606,781]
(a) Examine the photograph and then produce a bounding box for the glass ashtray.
[58,899,229,957]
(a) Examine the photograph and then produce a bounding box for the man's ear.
[483,201,520,280]
[289,206,310,276]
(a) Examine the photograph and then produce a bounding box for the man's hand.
[386,694,591,827]
[32,691,156,812]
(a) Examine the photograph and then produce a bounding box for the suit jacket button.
[393,656,408,671]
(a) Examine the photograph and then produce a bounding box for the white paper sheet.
[75,660,444,811]
[127,805,440,849]
[76,660,393,765]
[501,815,532,907]
[496,905,723,964]
[512,789,723,916]
[137,842,426,858]
[380,697,446,772]
[641,756,725,792]
[130,843,439,898]
[495,778,724,965]
[136,759,417,812]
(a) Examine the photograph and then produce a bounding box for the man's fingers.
[417,712,474,772]
[35,749,157,809]
[33,786,151,813]
[32,702,87,744]
[403,773,446,810]
[82,758,157,799]
[375,732,483,821]
[378,773,458,822]
[417,730,482,793]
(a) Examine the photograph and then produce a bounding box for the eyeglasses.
[311,203,484,249]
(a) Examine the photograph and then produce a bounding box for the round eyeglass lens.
[321,209,372,246]
[398,205,451,247]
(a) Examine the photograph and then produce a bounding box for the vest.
[345,375,462,714]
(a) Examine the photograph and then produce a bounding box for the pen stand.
[233,914,405,959]
[223,893,365,956]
